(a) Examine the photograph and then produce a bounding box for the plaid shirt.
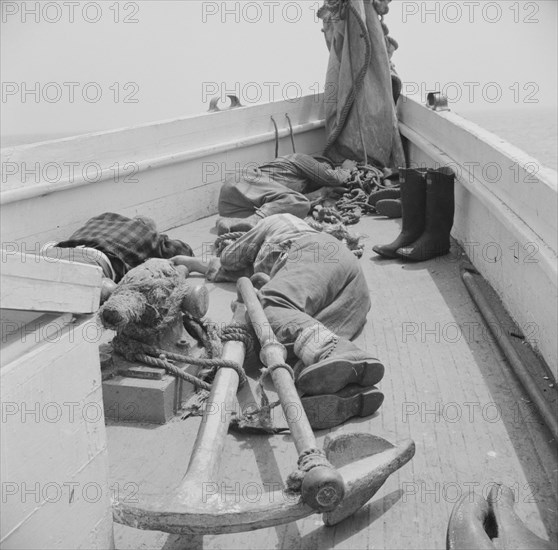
[57,212,192,282]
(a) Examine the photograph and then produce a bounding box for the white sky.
[1,0,556,139]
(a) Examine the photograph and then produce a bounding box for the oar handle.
[237,277,345,512]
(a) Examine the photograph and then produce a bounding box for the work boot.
[375,199,401,218]
[372,168,427,258]
[216,214,262,236]
[396,166,455,261]
[302,385,384,430]
[294,325,384,396]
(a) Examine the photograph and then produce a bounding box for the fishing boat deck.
[107,213,558,550]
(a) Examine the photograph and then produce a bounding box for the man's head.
[163,238,194,258]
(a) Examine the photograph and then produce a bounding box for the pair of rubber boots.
[373,167,455,261]
[294,324,385,431]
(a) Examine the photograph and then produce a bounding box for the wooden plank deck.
[108,213,557,550]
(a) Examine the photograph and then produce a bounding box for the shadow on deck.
[108,213,557,550]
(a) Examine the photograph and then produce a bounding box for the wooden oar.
[236,277,345,512]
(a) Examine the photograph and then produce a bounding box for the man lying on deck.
[172,213,385,430]
[216,153,354,236]
[43,212,194,298]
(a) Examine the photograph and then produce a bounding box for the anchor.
[113,277,415,534]
[447,483,554,550]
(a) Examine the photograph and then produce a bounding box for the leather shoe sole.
[302,385,384,430]
[296,356,384,396]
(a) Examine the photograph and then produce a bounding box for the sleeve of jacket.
[289,153,350,188]
[219,223,267,271]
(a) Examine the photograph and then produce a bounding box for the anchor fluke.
[323,432,415,525]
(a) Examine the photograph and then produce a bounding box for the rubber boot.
[396,166,455,261]
[293,325,384,396]
[372,168,427,258]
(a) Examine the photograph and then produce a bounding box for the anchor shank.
[237,278,318,454]
[182,304,248,484]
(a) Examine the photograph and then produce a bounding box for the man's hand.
[205,257,248,283]
[171,255,208,275]
[100,277,117,304]
[306,186,347,206]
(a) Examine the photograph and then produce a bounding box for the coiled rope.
[114,323,255,390]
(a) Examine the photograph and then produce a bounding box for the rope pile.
[334,163,398,223]
[112,323,255,391]
[305,216,364,258]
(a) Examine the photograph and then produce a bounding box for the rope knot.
[286,448,335,493]
[221,323,255,353]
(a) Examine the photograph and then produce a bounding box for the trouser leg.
[218,172,310,219]
[259,233,370,357]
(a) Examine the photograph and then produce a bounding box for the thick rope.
[260,361,295,382]
[305,215,365,258]
[114,322,252,388]
[141,346,248,387]
[286,448,337,493]
[221,323,255,353]
[183,314,222,359]
[137,353,212,391]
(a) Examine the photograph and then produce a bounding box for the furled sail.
[319,0,405,168]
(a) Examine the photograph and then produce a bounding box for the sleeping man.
[43,212,194,300]
[172,213,385,429]
[215,153,353,236]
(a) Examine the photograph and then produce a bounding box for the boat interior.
[1,94,557,549]
[109,212,557,550]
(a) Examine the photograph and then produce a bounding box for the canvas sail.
[319,0,405,168]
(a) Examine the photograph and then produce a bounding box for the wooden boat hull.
[1,94,556,549]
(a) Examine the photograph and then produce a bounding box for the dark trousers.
[259,233,370,357]
[218,172,310,219]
